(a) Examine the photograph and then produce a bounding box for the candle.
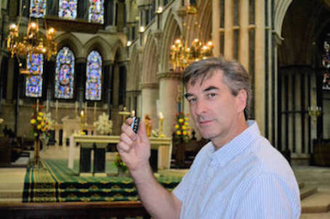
[131,110,135,117]
[159,112,164,137]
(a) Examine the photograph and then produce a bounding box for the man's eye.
[207,93,216,98]
[188,97,197,103]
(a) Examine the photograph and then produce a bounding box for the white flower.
[94,113,113,135]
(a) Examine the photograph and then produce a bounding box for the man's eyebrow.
[204,86,219,92]
[184,93,193,99]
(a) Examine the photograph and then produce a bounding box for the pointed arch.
[111,39,126,61]
[128,44,141,91]
[274,0,293,39]
[141,32,158,83]
[55,33,83,58]
[84,36,113,61]
[160,11,181,72]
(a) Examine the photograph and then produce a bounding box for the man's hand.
[117,118,151,173]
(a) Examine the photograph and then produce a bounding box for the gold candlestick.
[159,112,165,138]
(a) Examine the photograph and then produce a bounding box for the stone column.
[103,60,114,119]
[6,58,15,101]
[212,0,220,57]
[239,0,249,70]
[140,82,159,129]
[224,0,233,59]
[254,0,266,134]
[157,71,182,137]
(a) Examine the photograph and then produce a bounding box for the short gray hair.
[183,57,252,119]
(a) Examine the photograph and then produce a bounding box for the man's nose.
[195,100,207,115]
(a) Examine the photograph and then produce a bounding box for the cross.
[118,107,131,125]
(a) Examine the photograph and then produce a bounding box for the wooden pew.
[0,201,151,219]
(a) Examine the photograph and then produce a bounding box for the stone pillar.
[239,0,249,70]
[140,82,159,129]
[157,71,182,137]
[103,60,114,119]
[76,58,87,113]
[254,0,266,134]
[212,0,220,57]
[6,58,15,101]
[224,0,233,59]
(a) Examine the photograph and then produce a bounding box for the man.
[117,57,301,218]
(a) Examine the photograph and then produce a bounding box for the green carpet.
[23,159,183,203]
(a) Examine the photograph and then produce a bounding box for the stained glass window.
[59,0,77,19]
[30,0,46,18]
[86,51,102,100]
[89,0,104,23]
[26,53,44,97]
[55,47,75,99]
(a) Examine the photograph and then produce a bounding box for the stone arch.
[274,0,293,39]
[197,0,212,43]
[141,31,158,83]
[160,10,181,72]
[111,39,126,62]
[55,33,83,58]
[128,44,141,91]
[83,36,113,61]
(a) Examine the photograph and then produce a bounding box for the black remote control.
[130,117,140,133]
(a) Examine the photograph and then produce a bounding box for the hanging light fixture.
[6,10,57,74]
[170,5,213,71]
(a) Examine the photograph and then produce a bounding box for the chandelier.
[7,20,57,73]
[170,6,213,71]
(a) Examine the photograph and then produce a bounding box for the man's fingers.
[117,141,131,153]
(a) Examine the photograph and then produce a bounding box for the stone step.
[0,198,22,203]
[302,191,330,213]
[0,190,22,199]
[300,186,318,200]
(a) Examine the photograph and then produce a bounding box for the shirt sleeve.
[233,173,301,219]
[172,169,192,201]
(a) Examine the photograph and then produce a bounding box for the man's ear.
[236,89,247,113]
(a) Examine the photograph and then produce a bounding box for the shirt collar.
[209,120,260,167]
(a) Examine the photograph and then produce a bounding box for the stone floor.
[0,146,330,218]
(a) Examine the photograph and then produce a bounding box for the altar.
[69,135,172,175]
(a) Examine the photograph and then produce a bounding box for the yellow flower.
[41,122,45,126]
[179,118,184,123]
[38,112,43,117]
[37,116,42,121]
[182,125,186,130]
[30,119,36,124]
[37,124,42,130]
[175,124,179,129]
[184,117,188,121]
[176,130,181,135]
[184,122,189,126]
[183,131,187,135]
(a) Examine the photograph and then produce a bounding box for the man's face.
[185,70,246,147]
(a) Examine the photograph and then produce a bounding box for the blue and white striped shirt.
[173,121,301,219]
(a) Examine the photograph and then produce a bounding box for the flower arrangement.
[30,110,51,139]
[94,112,113,135]
[173,112,191,142]
[114,152,128,173]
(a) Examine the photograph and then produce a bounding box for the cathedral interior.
[0,0,330,218]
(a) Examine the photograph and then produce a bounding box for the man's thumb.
[138,120,149,141]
